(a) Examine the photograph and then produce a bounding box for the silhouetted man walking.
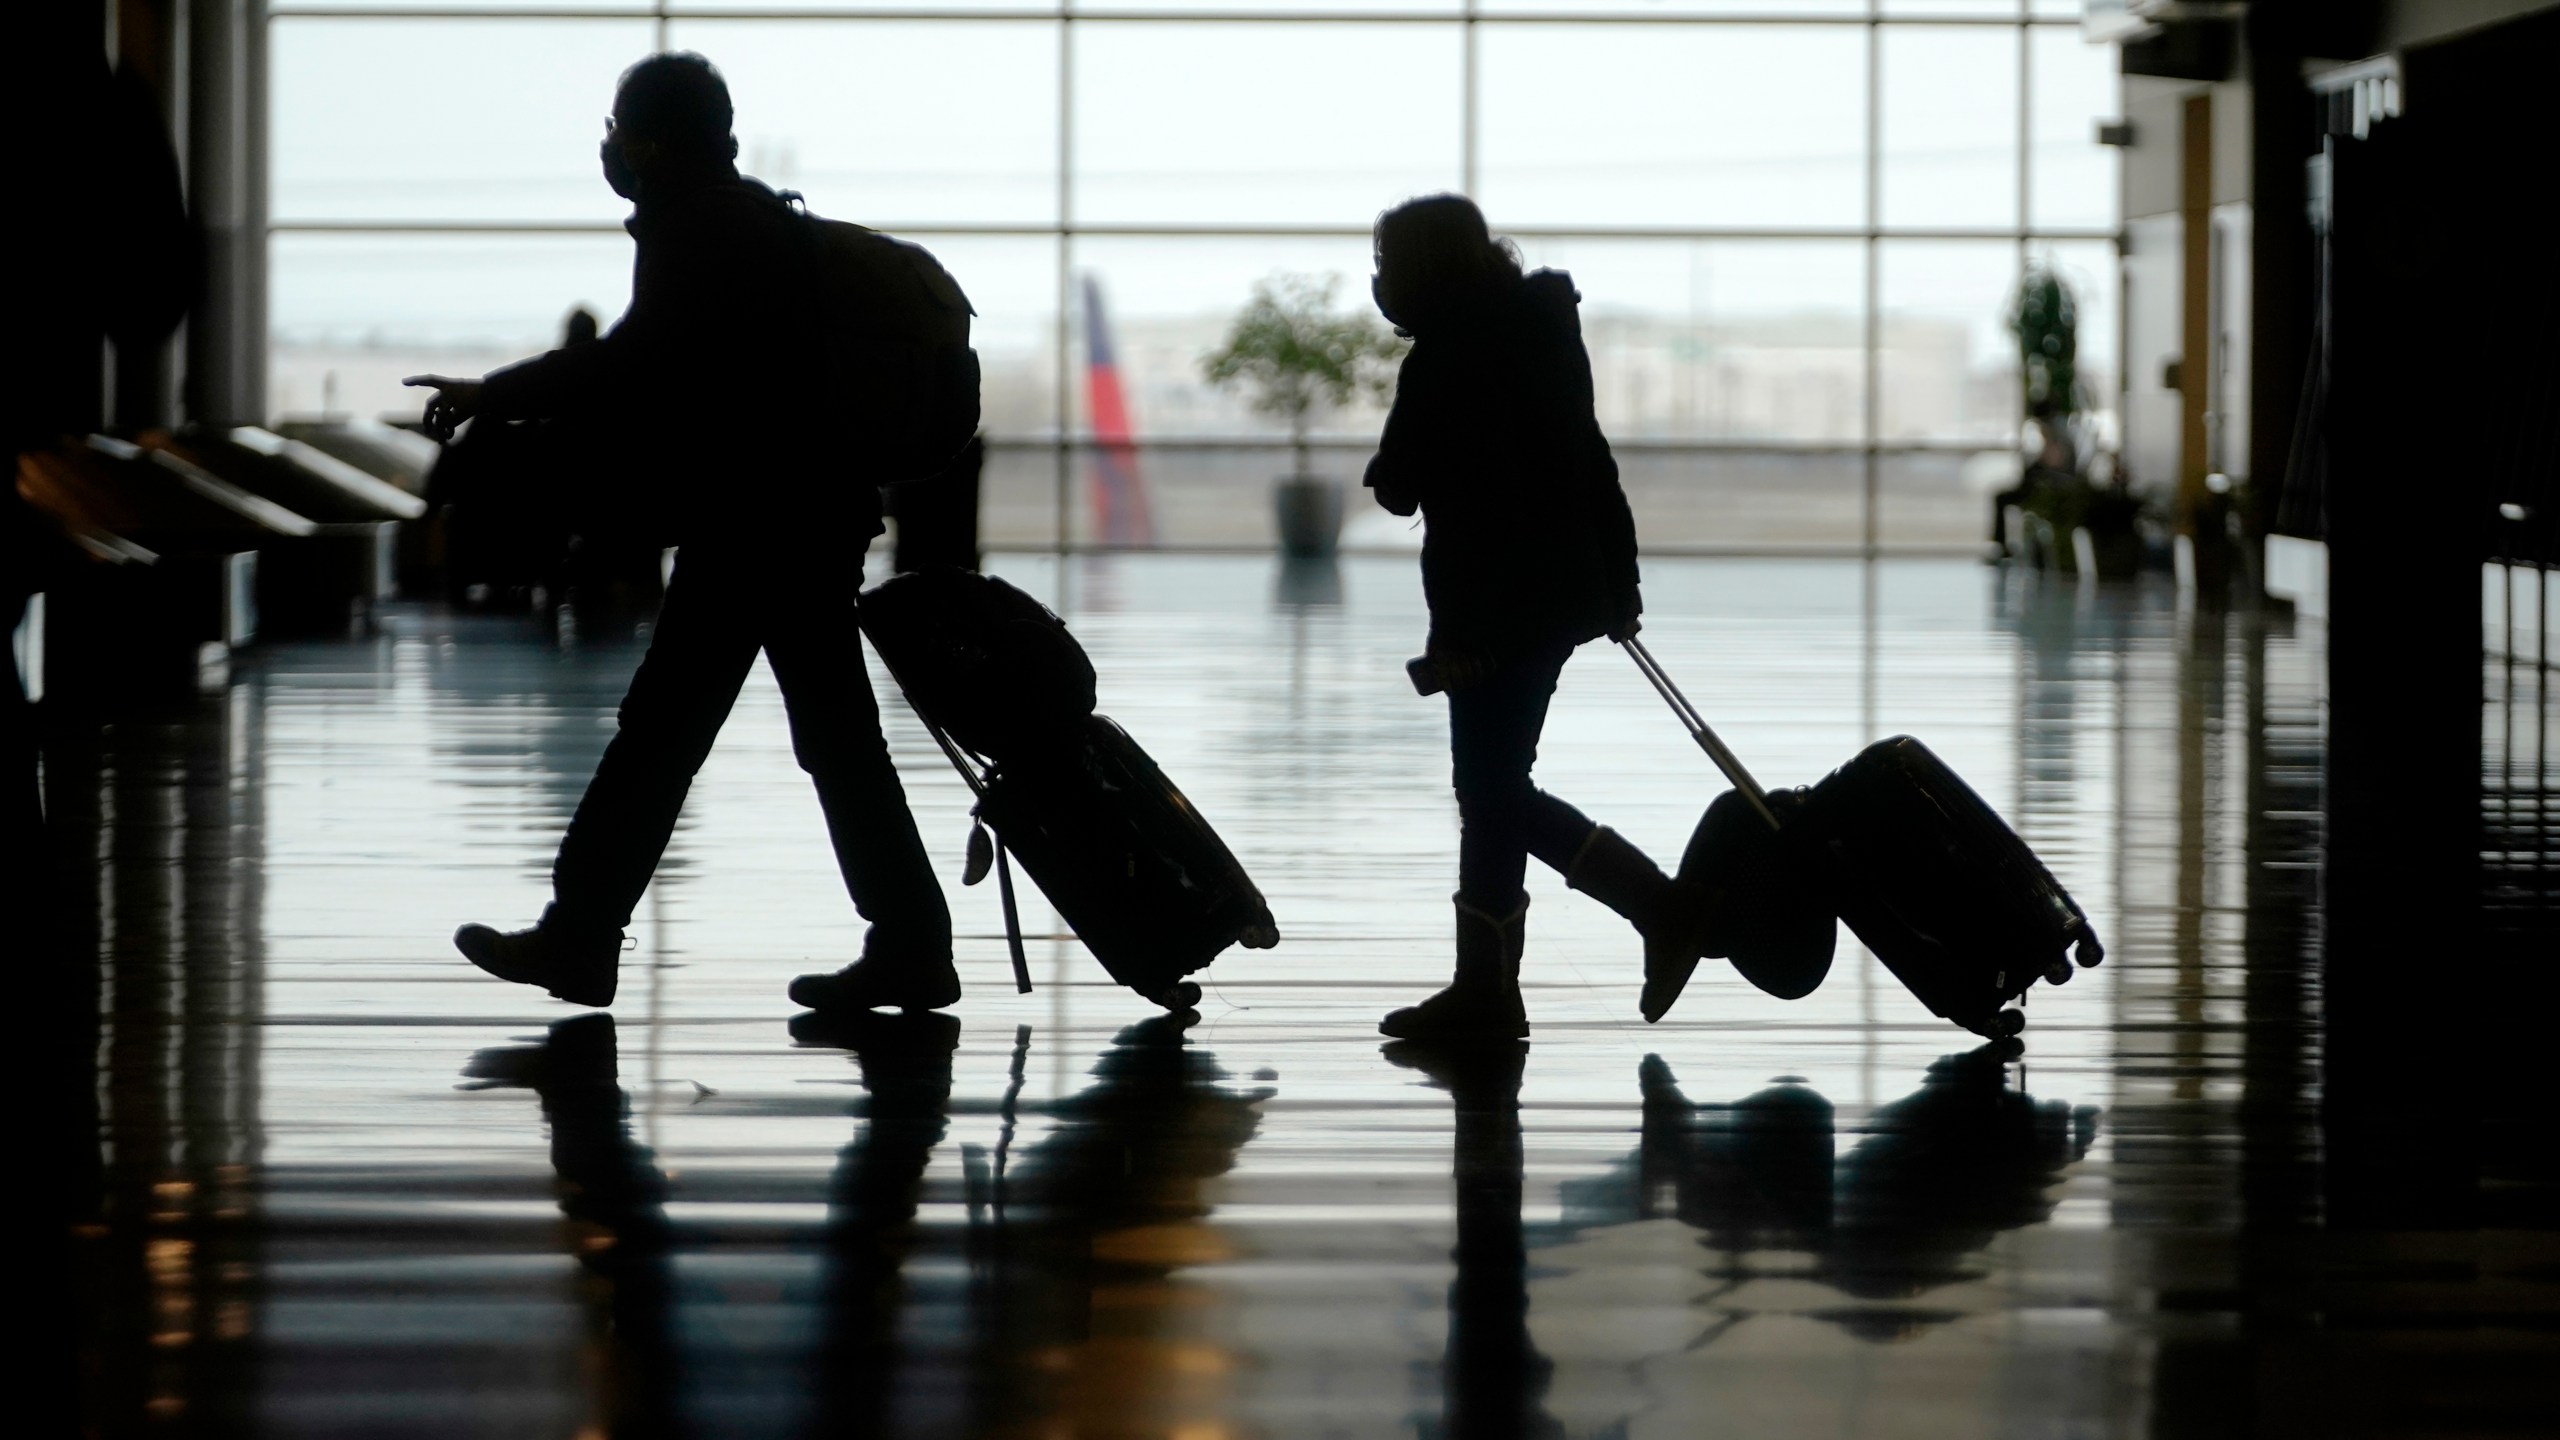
[410,53,955,1014]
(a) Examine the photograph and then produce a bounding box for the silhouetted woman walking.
[1367,195,1728,1041]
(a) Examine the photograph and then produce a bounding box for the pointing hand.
[403,374,484,442]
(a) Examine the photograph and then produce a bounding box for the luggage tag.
[960,812,1034,995]
[963,819,995,887]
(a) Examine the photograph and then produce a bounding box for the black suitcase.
[859,571,1280,1010]
[1625,637,2102,1039]
[1799,735,2103,1034]
[973,715,1280,1008]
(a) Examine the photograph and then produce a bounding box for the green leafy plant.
[2009,260,2143,565]
[2010,262,2081,428]
[1201,274,1406,477]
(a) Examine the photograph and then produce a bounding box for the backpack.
[783,192,982,484]
[856,568,1098,763]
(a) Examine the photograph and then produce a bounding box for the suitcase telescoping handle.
[894,671,1038,996]
[1619,635,1785,833]
[858,606,1037,995]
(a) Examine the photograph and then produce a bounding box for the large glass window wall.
[268,2,2117,552]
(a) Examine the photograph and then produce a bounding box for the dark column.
[185,0,265,427]
[2321,117,2478,1224]
[2242,6,2316,553]
[9,2,114,447]
[2315,13,2557,1222]
[2176,93,2226,593]
[114,0,189,430]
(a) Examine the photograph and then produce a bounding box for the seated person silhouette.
[1365,195,1741,1041]
[407,53,953,1015]
[424,304,629,609]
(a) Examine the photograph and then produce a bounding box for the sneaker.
[454,919,620,1007]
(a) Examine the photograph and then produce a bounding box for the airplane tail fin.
[1081,275,1155,548]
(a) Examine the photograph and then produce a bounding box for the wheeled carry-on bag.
[859,570,1280,1011]
[1622,636,2103,1039]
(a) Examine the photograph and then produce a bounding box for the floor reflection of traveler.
[1379,1042,2093,1436]
[1553,1047,2099,1348]
[1364,195,1812,1041]
[1386,1040,1566,1440]
[468,1010,1273,1432]
[794,1011,1272,1434]
[408,52,956,1017]
[959,1013,1271,1435]
[462,1016,678,1437]
[791,1010,961,1437]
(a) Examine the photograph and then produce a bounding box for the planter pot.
[2076,491,2146,581]
[2075,523,2144,580]
[1273,474,1345,559]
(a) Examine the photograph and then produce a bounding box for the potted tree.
[1201,274,1405,557]
[2007,262,2140,579]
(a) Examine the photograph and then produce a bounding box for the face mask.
[1373,274,1419,338]
[600,134,640,200]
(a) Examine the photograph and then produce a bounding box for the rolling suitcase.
[1623,636,2103,1039]
[859,570,1280,1011]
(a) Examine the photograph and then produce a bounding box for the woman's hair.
[1373,194,1522,327]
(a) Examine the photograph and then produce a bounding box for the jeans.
[550,542,950,952]
[1447,641,1597,904]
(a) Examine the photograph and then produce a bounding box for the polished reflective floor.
[44,555,2558,1438]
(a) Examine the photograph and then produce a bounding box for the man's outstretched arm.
[402,202,726,437]
[403,374,482,442]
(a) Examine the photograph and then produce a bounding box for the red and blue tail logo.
[1082,276,1155,548]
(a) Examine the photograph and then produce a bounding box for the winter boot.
[454,905,623,1007]
[1379,893,1531,1043]
[1561,825,1726,1024]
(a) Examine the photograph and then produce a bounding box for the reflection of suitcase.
[1624,637,2102,1039]
[859,571,1279,1010]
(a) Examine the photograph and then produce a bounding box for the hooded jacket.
[477,171,877,543]
[1365,269,1640,657]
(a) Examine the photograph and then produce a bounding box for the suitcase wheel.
[1153,981,1202,1012]
[2073,928,2106,968]
[2044,959,2074,986]
[1991,1007,2026,1038]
